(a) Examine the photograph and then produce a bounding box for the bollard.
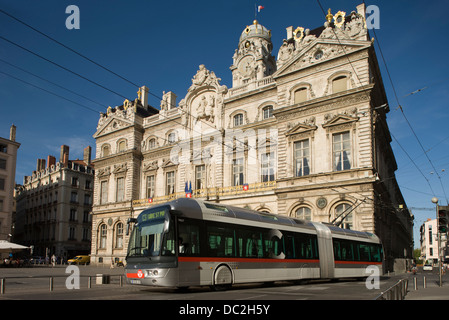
[414,277,417,290]
[423,276,426,288]
[49,277,53,292]
[88,276,91,289]
[119,275,123,287]
[1,278,4,294]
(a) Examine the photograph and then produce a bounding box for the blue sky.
[1,0,448,248]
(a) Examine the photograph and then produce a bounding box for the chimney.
[47,155,56,168]
[36,159,46,171]
[140,86,149,107]
[286,26,293,40]
[9,124,16,142]
[166,91,177,109]
[60,145,69,167]
[83,146,92,165]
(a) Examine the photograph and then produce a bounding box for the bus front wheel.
[211,265,232,291]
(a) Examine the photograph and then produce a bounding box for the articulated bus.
[125,199,383,289]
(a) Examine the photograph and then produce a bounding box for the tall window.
[294,88,307,104]
[234,114,244,127]
[333,132,351,171]
[118,140,126,152]
[166,171,175,195]
[116,177,125,202]
[168,132,176,144]
[102,145,110,157]
[99,224,107,249]
[261,152,275,182]
[195,165,206,189]
[262,106,273,119]
[115,222,123,249]
[100,181,108,204]
[294,139,310,177]
[332,76,347,93]
[335,203,353,229]
[232,158,244,186]
[69,227,76,240]
[70,209,77,221]
[146,175,155,198]
[295,207,312,221]
[70,192,78,203]
[148,138,156,149]
[0,158,6,170]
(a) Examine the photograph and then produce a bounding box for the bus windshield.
[127,206,172,258]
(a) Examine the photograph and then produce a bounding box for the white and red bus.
[125,198,383,290]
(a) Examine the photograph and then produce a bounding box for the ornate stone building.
[91,4,413,272]
[15,145,94,260]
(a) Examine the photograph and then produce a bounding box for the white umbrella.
[0,240,29,253]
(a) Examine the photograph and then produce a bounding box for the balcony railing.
[132,181,276,207]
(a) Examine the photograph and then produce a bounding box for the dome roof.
[239,20,271,43]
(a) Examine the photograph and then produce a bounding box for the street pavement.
[404,269,449,300]
[0,264,448,300]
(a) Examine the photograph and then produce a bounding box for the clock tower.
[231,20,276,87]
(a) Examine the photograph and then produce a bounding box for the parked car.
[68,255,90,265]
[423,264,433,271]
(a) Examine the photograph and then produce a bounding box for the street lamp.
[431,197,443,287]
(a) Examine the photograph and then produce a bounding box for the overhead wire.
[370,26,449,205]
[1,5,413,222]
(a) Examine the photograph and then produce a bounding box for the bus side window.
[207,225,235,257]
[178,220,201,256]
[285,235,295,259]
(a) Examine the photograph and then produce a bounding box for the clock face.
[238,56,254,77]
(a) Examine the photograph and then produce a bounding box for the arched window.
[148,138,156,150]
[335,203,353,229]
[168,132,176,144]
[117,140,126,152]
[102,145,110,157]
[99,224,107,249]
[115,222,123,249]
[234,113,244,127]
[294,88,308,104]
[332,76,348,93]
[262,106,273,119]
[295,207,311,221]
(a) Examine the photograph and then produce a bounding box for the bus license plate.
[130,279,141,284]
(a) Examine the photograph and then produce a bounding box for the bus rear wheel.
[211,265,232,291]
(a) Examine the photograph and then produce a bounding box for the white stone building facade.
[91,4,413,271]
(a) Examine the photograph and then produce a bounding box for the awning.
[0,240,30,253]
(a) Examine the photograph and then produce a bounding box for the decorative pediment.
[161,158,177,168]
[274,40,369,78]
[285,118,318,140]
[322,109,359,131]
[112,163,128,174]
[97,166,111,177]
[94,116,134,138]
[143,160,158,172]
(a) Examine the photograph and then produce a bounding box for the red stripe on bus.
[334,260,383,265]
[178,257,320,264]
[126,273,140,279]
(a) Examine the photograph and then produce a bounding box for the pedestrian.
[51,254,56,267]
